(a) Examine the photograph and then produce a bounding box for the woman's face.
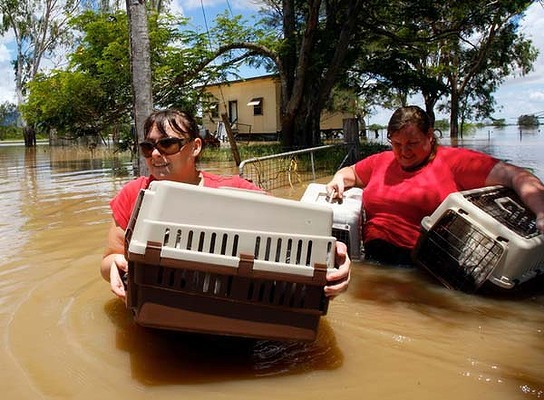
[389,123,434,170]
[144,122,202,183]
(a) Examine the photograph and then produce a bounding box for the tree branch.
[172,42,280,86]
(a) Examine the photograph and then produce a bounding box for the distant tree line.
[518,114,541,127]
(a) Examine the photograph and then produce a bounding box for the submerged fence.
[239,143,356,191]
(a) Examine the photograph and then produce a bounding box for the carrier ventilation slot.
[160,228,334,268]
[253,236,314,266]
[164,228,239,257]
[465,187,539,238]
[332,227,351,254]
[419,211,504,292]
[149,266,323,309]
[248,279,308,308]
[155,266,234,297]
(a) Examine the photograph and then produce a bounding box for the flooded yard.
[1,129,543,399]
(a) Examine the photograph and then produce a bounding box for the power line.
[199,0,231,120]
[226,0,234,17]
[200,0,211,45]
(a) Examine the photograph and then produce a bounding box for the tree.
[0,101,19,140]
[170,1,369,148]
[21,8,222,147]
[347,1,450,126]
[346,0,537,136]
[0,0,81,146]
[22,10,134,142]
[23,71,109,140]
[0,102,18,126]
[276,0,367,147]
[439,0,537,137]
[518,114,540,127]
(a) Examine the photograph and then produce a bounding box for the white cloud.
[0,39,16,104]
[495,2,544,115]
[529,90,544,101]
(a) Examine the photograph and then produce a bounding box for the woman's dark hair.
[143,109,200,140]
[387,105,432,138]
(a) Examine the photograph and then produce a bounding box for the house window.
[247,97,263,116]
[209,102,219,118]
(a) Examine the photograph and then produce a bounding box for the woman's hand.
[325,165,361,201]
[101,220,129,301]
[326,175,346,201]
[109,253,128,301]
[325,241,351,299]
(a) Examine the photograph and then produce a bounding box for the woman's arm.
[486,161,544,232]
[100,219,129,300]
[326,165,362,199]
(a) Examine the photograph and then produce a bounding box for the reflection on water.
[104,298,342,384]
[1,130,544,400]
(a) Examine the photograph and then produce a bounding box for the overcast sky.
[1,0,543,125]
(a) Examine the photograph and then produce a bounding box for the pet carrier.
[413,185,544,293]
[300,183,364,260]
[124,180,337,341]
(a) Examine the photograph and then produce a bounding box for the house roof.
[197,74,280,89]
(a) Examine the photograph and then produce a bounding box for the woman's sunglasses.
[139,137,191,158]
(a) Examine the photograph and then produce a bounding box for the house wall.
[202,75,281,136]
[320,112,354,131]
[201,75,353,137]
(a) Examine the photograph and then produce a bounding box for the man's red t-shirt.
[110,171,262,230]
[354,146,499,249]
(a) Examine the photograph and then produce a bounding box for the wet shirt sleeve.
[109,176,150,230]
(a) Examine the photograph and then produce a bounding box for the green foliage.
[22,9,216,144]
[22,71,109,137]
[368,123,385,131]
[0,101,31,140]
[22,11,133,139]
[0,101,17,124]
[21,8,264,145]
[491,118,506,127]
[0,126,23,141]
[200,141,387,168]
[347,0,536,132]
[434,119,450,130]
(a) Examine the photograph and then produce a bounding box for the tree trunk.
[23,126,36,147]
[423,93,437,127]
[280,112,296,149]
[450,89,460,138]
[292,97,322,148]
[283,74,325,148]
[15,51,36,148]
[126,0,153,176]
[343,118,360,164]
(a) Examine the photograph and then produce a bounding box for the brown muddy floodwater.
[1,136,544,400]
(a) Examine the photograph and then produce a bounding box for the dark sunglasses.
[138,137,191,158]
